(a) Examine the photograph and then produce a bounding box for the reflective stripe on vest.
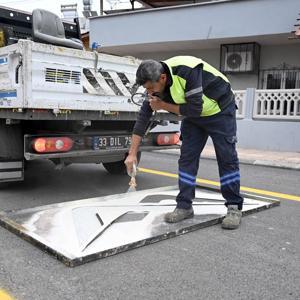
[163,56,230,117]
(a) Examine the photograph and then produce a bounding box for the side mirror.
[131,92,148,106]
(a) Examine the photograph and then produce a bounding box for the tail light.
[156,133,180,146]
[33,137,74,153]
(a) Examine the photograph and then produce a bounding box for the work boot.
[221,205,242,230]
[164,207,194,223]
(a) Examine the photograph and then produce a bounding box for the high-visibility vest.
[163,56,231,117]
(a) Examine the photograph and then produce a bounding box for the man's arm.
[125,133,142,174]
[125,100,153,174]
[128,134,142,156]
[132,99,153,136]
[178,65,203,117]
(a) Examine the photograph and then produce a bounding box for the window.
[261,68,300,89]
[259,68,300,115]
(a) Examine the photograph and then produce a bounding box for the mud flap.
[0,160,24,182]
[0,120,24,183]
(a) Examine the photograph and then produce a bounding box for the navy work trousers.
[176,101,244,210]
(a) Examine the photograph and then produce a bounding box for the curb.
[152,150,300,171]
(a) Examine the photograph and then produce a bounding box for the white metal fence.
[253,89,300,120]
[233,90,246,119]
[233,88,300,120]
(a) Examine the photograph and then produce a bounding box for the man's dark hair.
[136,59,164,85]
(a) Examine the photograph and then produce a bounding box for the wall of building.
[88,0,300,152]
[90,0,299,48]
[260,44,300,69]
[135,43,300,90]
[154,88,300,152]
[135,48,258,90]
[235,88,300,152]
[155,119,300,152]
[236,119,300,151]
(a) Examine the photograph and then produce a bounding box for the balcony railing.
[233,88,300,120]
[233,90,246,119]
[253,89,300,120]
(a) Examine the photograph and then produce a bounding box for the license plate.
[92,135,132,150]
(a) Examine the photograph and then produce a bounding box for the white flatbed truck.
[0,7,180,183]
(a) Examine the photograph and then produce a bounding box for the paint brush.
[127,163,137,193]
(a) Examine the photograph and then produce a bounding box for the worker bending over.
[125,56,244,229]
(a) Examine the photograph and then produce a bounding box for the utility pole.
[100,0,104,15]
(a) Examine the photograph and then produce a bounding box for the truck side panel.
[0,45,23,108]
[1,40,146,112]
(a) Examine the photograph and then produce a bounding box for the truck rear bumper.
[0,160,24,182]
[24,145,179,161]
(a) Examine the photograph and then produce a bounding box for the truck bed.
[0,40,146,114]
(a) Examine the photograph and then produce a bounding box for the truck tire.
[103,152,141,175]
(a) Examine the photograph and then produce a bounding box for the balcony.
[90,0,300,56]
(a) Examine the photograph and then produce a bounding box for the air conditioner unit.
[224,51,253,72]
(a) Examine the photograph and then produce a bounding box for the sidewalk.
[154,146,300,170]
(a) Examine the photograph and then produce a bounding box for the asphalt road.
[0,152,299,300]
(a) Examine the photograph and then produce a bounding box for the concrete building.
[89,0,300,151]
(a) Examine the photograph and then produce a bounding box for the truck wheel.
[103,152,141,175]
